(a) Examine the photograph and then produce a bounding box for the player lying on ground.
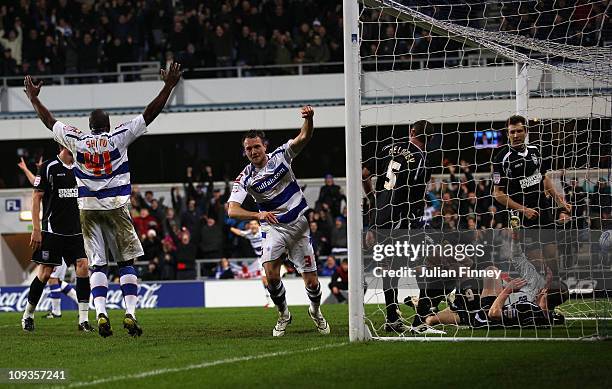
[18,158,82,320]
[23,63,182,338]
[21,145,92,333]
[228,106,330,337]
[230,220,272,307]
[426,232,568,329]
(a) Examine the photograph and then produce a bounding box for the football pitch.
[1,305,611,388]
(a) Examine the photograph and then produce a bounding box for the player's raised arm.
[142,62,182,126]
[23,76,56,131]
[289,105,314,155]
[17,157,36,186]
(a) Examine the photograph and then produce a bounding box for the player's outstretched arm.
[230,226,244,236]
[142,62,182,126]
[290,105,314,155]
[23,75,56,130]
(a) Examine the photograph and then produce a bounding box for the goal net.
[344,0,612,341]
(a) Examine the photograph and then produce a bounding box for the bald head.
[89,109,110,133]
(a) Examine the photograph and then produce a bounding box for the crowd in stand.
[0,0,343,80]
[1,0,609,81]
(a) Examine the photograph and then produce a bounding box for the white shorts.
[50,259,67,280]
[80,204,144,267]
[260,215,316,273]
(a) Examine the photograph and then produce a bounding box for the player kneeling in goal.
[228,106,330,337]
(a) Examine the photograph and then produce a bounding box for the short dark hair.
[506,115,527,128]
[411,120,435,140]
[89,109,110,133]
[241,130,267,145]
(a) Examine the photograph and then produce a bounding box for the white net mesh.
[357,0,612,340]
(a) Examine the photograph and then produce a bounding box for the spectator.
[160,236,177,280]
[181,43,202,74]
[253,34,274,69]
[0,20,22,65]
[78,32,99,75]
[211,25,233,71]
[149,198,166,225]
[294,22,313,51]
[141,262,160,281]
[319,255,337,277]
[272,33,293,72]
[0,48,18,76]
[163,207,181,236]
[305,34,330,65]
[317,173,344,217]
[104,37,129,72]
[327,258,348,303]
[236,25,255,65]
[331,217,348,254]
[167,21,189,56]
[175,229,197,280]
[268,5,291,34]
[215,258,234,279]
[181,199,202,237]
[22,28,43,65]
[142,229,162,263]
[134,208,158,238]
[310,221,329,257]
[199,217,224,259]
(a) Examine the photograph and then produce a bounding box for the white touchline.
[68,342,349,387]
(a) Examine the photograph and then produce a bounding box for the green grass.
[1,305,611,388]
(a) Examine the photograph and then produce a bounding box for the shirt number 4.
[83,151,112,176]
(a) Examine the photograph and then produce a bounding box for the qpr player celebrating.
[228,106,330,337]
[23,63,182,338]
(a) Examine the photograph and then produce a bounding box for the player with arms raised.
[228,106,330,337]
[23,63,182,338]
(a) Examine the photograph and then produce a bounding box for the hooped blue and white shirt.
[52,115,147,210]
[229,140,308,224]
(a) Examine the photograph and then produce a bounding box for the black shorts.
[32,232,86,267]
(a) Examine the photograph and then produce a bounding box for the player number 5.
[383,161,401,190]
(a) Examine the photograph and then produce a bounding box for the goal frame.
[342,0,609,342]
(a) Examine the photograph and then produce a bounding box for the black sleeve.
[538,150,551,176]
[33,162,50,193]
[491,148,507,188]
